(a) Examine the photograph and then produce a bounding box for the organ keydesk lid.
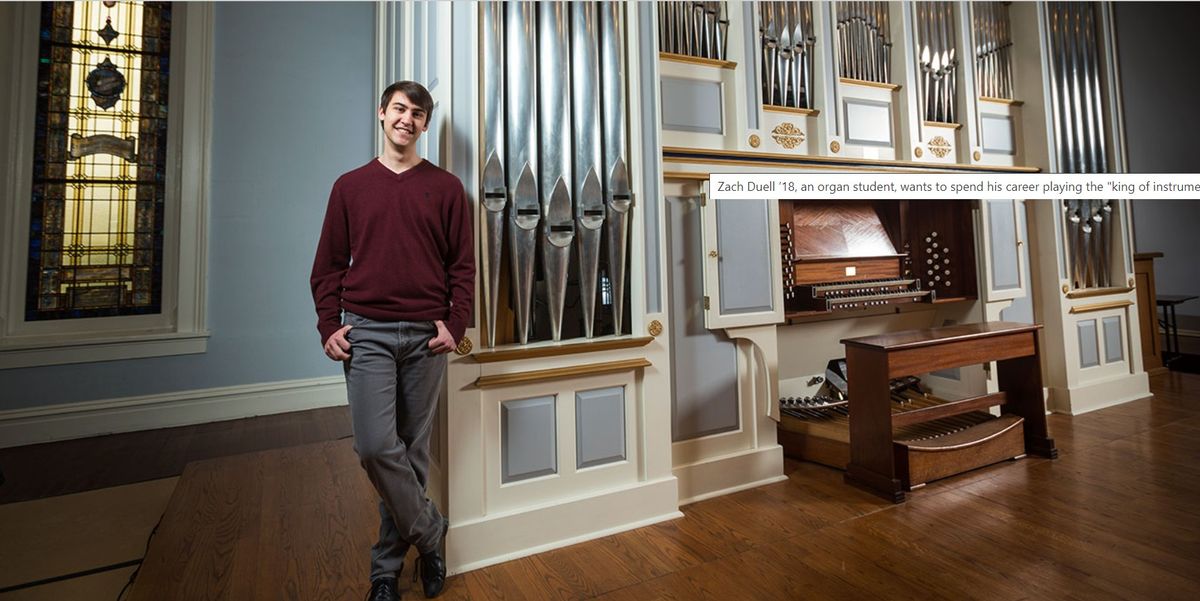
[840,321,1043,351]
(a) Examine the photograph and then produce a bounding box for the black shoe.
[414,518,449,598]
[366,577,398,601]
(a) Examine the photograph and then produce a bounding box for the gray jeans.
[342,311,446,580]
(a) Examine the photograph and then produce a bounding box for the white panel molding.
[0,376,346,448]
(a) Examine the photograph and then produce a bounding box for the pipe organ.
[415,0,1148,573]
[916,1,957,123]
[656,0,1144,498]
[835,1,891,84]
[480,1,635,347]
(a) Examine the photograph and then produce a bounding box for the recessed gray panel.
[989,200,1021,290]
[576,386,626,469]
[1103,316,1124,363]
[843,98,893,146]
[981,113,1016,155]
[668,197,739,441]
[1000,206,1034,324]
[1078,320,1100,368]
[661,77,724,134]
[501,395,558,483]
[639,2,662,314]
[716,198,774,314]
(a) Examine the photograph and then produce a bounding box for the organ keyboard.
[789,277,934,311]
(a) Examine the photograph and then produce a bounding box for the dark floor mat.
[1167,353,1200,375]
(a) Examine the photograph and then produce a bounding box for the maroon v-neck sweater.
[311,159,474,345]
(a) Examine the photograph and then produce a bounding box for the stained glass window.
[27,1,171,320]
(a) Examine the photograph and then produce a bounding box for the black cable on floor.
[0,559,142,595]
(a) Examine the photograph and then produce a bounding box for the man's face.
[378,91,429,148]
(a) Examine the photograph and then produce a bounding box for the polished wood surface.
[472,336,653,363]
[895,415,1026,487]
[786,202,898,259]
[128,371,1200,600]
[890,391,1006,427]
[842,320,1040,352]
[473,358,651,389]
[1136,252,1167,375]
[844,322,1056,501]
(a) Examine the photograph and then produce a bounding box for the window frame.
[0,2,212,369]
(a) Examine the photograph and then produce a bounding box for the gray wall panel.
[1103,316,1124,364]
[660,77,724,134]
[502,395,558,482]
[716,198,774,314]
[843,98,893,146]
[1078,319,1100,368]
[981,114,1016,155]
[0,2,376,411]
[576,386,626,469]
[1132,201,1200,319]
[1000,202,1034,324]
[667,198,739,441]
[988,200,1021,290]
[1116,3,1200,318]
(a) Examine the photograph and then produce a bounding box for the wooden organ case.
[775,200,1055,499]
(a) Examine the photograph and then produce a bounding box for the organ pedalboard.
[777,357,1031,493]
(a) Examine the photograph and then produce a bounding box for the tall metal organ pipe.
[572,2,606,339]
[506,1,540,344]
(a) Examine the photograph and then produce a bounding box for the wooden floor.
[0,406,352,504]
[126,371,1200,601]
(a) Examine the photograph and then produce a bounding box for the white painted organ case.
[427,2,679,574]
[1021,2,1148,415]
[397,0,1151,574]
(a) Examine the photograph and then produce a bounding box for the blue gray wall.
[0,2,376,411]
[1115,3,1200,320]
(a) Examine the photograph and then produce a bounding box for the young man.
[311,81,473,600]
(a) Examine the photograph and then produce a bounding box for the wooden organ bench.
[841,321,1057,502]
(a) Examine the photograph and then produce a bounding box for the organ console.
[774,200,1057,500]
[779,200,975,320]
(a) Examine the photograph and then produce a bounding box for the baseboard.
[674,444,787,505]
[1046,371,1151,416]
[447,477,682,574]
[0,376,347,448]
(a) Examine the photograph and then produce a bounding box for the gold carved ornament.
[455,335,473,355]
[771,122,805,149]
[928,136,952,158]
[648,320,663,337]
[748,134,761,148]
[829,140,841,153]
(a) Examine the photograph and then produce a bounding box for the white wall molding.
[0,376,346,449]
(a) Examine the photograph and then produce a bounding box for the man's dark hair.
[379,81,434,116]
